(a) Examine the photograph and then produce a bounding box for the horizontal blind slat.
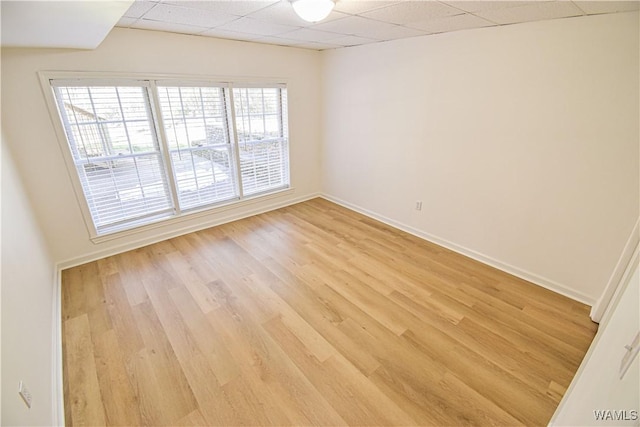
[233,87,289,196]
[158,86,239,210]
[54,84,174,231]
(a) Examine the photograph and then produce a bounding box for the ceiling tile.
[244,1,308,26]
[123,0,157,18]
[279,28,343,41]
[132,18,208,35]
[109,0,639,51]
[162,0,278,16]
[142,3,238,27]
[574,1,640,15]
[292,41,343,50]
[199,28,263,41]
[313,15,425,39]
[248,1,350,26]
[333,1,401,15]
[475,1,585,25]
[443,1,545,13]
[327,34,380,46]
[217,17,300,36]
[252,35,306,46]
[407,12,496,33]
[360,1,462,25]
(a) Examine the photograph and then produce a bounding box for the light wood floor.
[61,198,597,426]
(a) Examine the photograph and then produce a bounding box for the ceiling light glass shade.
[291,0,335,23]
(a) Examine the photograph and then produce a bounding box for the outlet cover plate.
[19,381,32,408]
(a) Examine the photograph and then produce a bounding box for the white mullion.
[261,88,267,139]
[148,81,182,215]
[279,89,288,184]
[114,87,136,155]
[59,87,88,161]
[165,88,182,158]
[86,87,112,157]
[277,88,284,138]
[86,87,123,223]
[115,87,149,205]
[240,88,260,193]
[178,88,203,204]
[277,89,284,183]
[228,86,244,198]
[245,89,253,137]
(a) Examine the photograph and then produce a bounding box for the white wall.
[551,252,639,426]
[1,132,57,426]
[321,12,640,304]
[1,28,322,266]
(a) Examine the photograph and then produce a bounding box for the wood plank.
[64,314,107,426]
[130,299,198,425]
[61,198,597,426]
[101,272,145,359]
[263,315,417,426]
[92,329,143,426]
[205,279,348,426]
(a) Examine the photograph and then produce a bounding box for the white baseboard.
[51,268,65,426]
[56,191,320,271]
[321,193,594,306]
[589,218,640,323]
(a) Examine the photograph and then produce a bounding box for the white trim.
[50,78,150,87]
[549,244,639,426]
[589,217,640,322]
[40,70,289,86]
[155,80,229,88]
[51,268,65,426]
[228,85,245,198]
[321,193,594,305]
[148,80,182,218]
[90,186,294,244]
[597,243,640,328]
[56,191,320,270]
[38,72,99,237]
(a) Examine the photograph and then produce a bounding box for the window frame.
[39,71,292,242]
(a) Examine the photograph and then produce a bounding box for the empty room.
[1,0,639,426]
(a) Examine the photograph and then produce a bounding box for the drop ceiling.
[116,0,640,50]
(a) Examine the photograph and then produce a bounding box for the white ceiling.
[116,0,640,50]
[0,1,637,51]
[1,1,133,49]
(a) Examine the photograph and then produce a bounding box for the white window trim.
[38,71,293,243]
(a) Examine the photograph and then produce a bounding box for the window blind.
[52,84,174,233]
[157,85,238,210]
[233,87,289,196]
[51,78,290,237]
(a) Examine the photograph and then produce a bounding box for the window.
[50,78,289,237]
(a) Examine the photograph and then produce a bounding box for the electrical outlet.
[415,200,422,211]
[19,381,32,409]
[620,331,640,379]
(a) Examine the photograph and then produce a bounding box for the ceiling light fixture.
[291,0,335,23]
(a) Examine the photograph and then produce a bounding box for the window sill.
[89,186,295,245]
